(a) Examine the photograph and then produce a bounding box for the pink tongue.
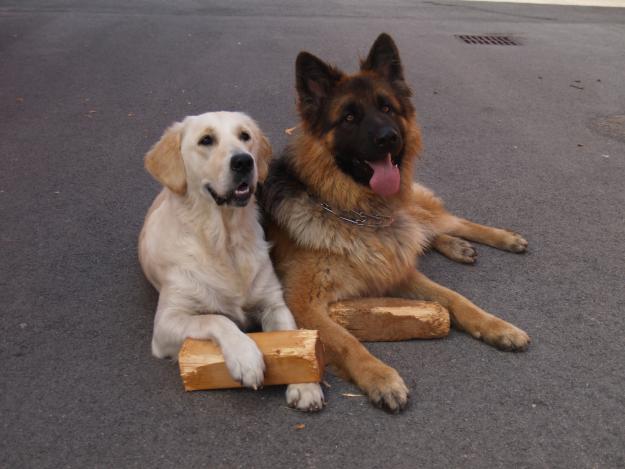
[367,154,400,197]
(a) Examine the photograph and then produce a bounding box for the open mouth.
[204,182,254,207]
[234,182,251,198]
[365,153,400,197]
[230,181,253,206]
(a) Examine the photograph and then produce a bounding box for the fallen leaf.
[294,423,305,430]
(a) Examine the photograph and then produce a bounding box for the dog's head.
[295,33,421,198]
[144,111,271,207]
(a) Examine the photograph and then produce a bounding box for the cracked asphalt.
[1,1,624,467]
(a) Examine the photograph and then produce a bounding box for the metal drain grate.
[456,35,518,45]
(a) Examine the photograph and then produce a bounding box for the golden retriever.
[139,111,324,411]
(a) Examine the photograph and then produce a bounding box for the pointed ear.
[296,52,343,122]
[144,123,187,195]
[253,127,272,183]
[360,33,404,82]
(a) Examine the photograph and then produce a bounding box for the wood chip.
[340,393,365,398]
[284,126,297,135]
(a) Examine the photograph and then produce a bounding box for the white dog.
[138,111,324,411]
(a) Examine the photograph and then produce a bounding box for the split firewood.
[178,330,324,391]
[328,298,450,341]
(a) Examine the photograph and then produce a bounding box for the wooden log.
[328,298,450,341]
[178,330,324,391]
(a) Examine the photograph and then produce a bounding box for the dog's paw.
[502,230,528,253]
[359,364,409,413]
[447,237,477,264]
[222,335,265,389]
[476,318,530,352]
[433,235,477,264]
[286,383,325,412]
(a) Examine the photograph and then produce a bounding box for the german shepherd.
[261,33,530,412]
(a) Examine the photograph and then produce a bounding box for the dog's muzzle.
[203,153,256,207]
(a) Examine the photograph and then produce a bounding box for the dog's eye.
[239,131,251,142]
[199,135,214,146]
[344,114,355,123]
[381,105,391,114]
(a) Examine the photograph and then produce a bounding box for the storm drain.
[455,35,518,45]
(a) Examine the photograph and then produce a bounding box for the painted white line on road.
[461,0,625,6]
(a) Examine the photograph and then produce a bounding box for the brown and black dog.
[261,33,530,412]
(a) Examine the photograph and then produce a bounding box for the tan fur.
[144,124,186,195]
[268,95,529,413]
[256,132,272,182]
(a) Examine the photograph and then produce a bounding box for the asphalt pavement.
[1,1,624,467]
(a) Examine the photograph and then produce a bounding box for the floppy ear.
[144,123,187,195]
[254,129,272,183]
[360,33,404,83]
[295,52,344,124]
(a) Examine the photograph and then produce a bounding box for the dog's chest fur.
[146,196,270,323]
[193,209,266,303]
[262,159,434,285]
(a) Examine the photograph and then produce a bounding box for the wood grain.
[328,298,450,341]
[178,330,324,391]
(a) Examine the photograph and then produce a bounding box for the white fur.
[139,111,324,410]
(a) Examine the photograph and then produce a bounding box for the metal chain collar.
[308,193,395,228]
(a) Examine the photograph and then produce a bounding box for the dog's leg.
[152,290,265,389]
[262,301,326,412]
[410,183,526,258]
[283,281,409,412]
[398,270,530,351]
[254,273,325,412]
[446,217,528,253]
[431,233,477,264]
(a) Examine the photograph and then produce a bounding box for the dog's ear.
[296,52,343,124]
[253,127,272,183]
[361,33,404,83]
[144,123,187,195]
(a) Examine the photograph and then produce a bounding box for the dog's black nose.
[230,153,254,174]
[373,127,399,148]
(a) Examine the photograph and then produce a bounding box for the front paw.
[503,230,528,253]
[286,383,325,412]
[476,318,530,352]
[358,363,409,413]
[222,335,265,389]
